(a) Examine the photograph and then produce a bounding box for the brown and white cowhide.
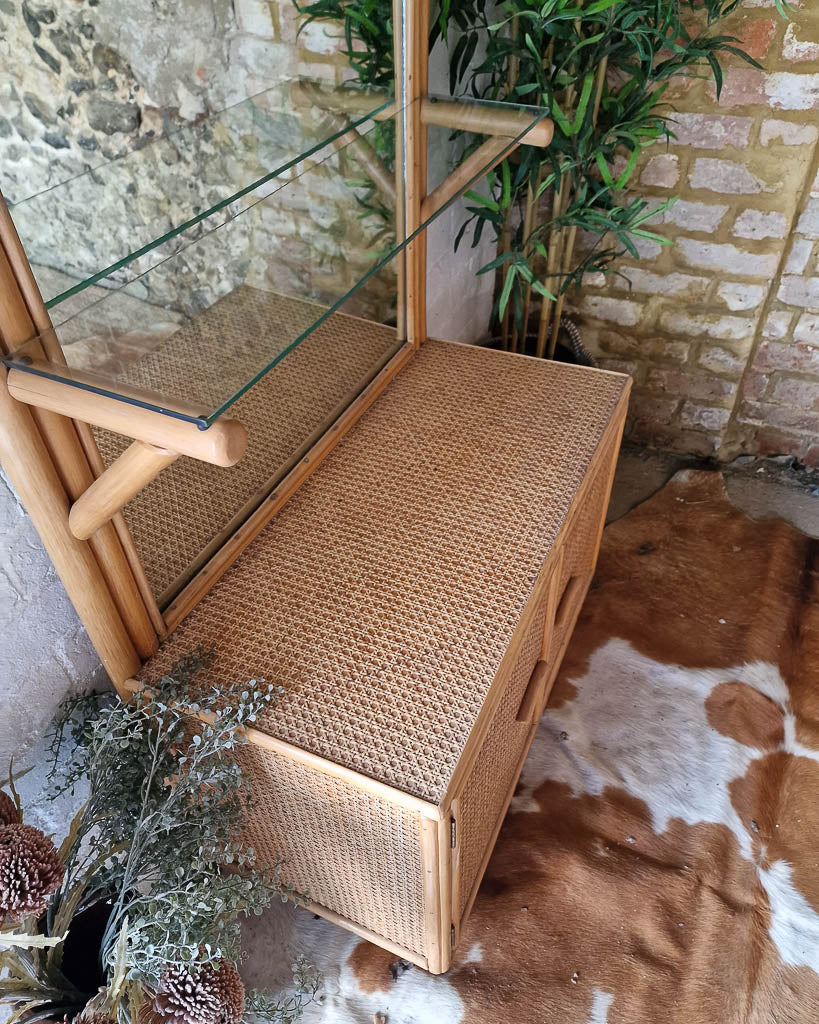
[243,470,819,1024]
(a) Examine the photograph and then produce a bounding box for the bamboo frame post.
[69,441,180,541]
[0,365,141,683]
[398,0,429,347]
[0,203,160,656]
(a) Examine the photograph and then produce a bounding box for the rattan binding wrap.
[93,287,399,600]
[141,340,628,971]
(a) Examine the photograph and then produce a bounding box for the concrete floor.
[608,445,819,538]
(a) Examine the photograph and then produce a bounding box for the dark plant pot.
[487,335,591,365]
[60,900,112,995]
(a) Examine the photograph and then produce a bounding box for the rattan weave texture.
[457,583,549,917]
[547,436,613,665]
[94,287,398,599]
[142,340,628,803]
[236,742,427,955]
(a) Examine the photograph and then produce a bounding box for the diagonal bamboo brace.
[69,440,180,540]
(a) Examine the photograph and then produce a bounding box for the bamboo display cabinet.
[141,341,628,972]
[0,0,629,976]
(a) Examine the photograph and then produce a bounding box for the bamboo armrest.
[6,365,247,540]
[6,365,247,466]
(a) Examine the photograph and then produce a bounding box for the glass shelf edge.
[41,92,396,312]
[6,97,550,430]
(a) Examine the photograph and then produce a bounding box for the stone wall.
[0,0,493,761]
[0,0,386,762]
[576,2,819,466]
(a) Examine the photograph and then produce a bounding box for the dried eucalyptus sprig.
[48,651,294,989]
[1,651,318,1024]
[245,958,321,1024]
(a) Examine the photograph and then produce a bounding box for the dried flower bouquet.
[0,653,317,1024]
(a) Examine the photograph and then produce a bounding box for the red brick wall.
[575,2,819,465]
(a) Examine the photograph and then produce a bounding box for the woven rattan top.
[93,287,399,600]
[142,340,628,803]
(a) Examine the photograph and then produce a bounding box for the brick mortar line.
[723,118,819,456]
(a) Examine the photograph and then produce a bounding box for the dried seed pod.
[140,960,245,1024]
[0,823,64,917]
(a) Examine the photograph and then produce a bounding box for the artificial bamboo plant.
[295,0,790,358]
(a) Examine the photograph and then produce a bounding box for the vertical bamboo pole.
[535,176,564,358]
[399,0,429,347]
[547,54,607,360]
[0,366,141,684]
[0,196,163,648]
[499,16,520,352]
[393,3,407,342]
[517,179,538,353]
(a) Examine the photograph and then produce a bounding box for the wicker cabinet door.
[545,439,613,673]
[452,581,552,940]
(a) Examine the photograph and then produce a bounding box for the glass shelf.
[5,96,548,428]
[9,77,394,309]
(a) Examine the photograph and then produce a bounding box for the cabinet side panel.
[456,589,549,919]
[237,742,427,959]
[546,432,616,671]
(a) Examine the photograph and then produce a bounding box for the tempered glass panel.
[5,97,548,426]
[9,78,393,308]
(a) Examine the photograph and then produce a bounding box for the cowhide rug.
[243,469,819,1024]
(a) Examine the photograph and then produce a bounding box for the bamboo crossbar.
[322,112,396,205]
[291,80,396,123]
[420,99,554,148]
[7,366,247,467]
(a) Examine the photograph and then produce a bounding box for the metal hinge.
[450,817,457,848]
[451,924,456,948]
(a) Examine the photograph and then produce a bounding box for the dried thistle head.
[140,960,245,1024]
[0,823,64,918]
[0,790,20,827]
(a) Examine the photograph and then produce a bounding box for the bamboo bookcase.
[0,0,630,974]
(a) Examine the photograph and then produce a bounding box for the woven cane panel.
[236,742,427,957]
[93,287,398,599]
[547,436,613,666]
[456,589,549,918]
[143,342,627,802]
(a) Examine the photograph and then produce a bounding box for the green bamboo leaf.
[549,98,573,136]
[584,0,625,12]
[594,152,615,187]
[532,281,557,300]
[572,72,595,134]
[477,250,517,275]
[614,147,640,189]
[535,173,557,199]
[463,189,499,213]
[498,266,517,318]
[630,228,674,245]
